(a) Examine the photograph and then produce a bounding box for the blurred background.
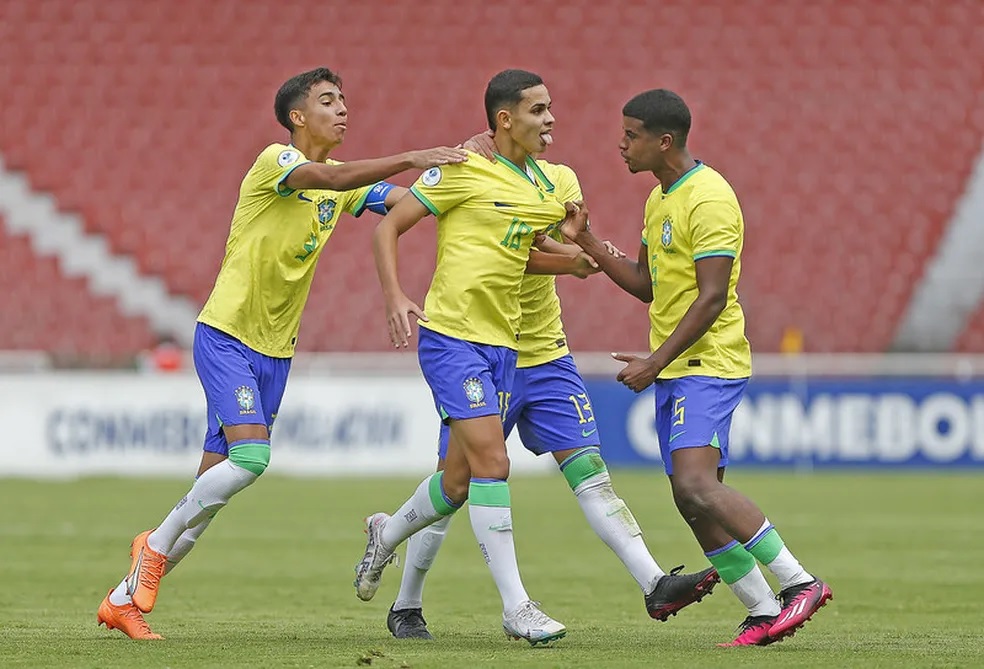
[1,0,983,475]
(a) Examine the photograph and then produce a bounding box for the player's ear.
[289,109,305,130]
[496,108,512,131]
[660,132,675,151]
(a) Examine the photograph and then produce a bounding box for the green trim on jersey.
[351,186,373,216]
[494,154,534,184]
[526,158,556,193]
[275,161,311,197]
[663,162,706,195]
[693,249,737,260]
[410,186,440,215]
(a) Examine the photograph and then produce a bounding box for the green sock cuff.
[745,527,784,565]
[228,441,270,476]
[469,479,511,507]
[427,472,458,516]
[559,447,607,490]
[705,541,756,584]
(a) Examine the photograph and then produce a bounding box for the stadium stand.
[1,0,982,357]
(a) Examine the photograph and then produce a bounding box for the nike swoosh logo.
[297,192,314,203]
[669,431,686,443]
[493,201,516,208]
[126,549,144,595]
[581,428,597,438]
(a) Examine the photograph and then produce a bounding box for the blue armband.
[360,181,397,216]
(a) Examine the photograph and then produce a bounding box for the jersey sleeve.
[409,162,476,215]
[341,182,377,217]
[550,164,583,202]
[244,144,312,198]
[690,200,741,260]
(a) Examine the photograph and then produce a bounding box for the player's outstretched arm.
[285,147,468,193]
[372,195,431,348]
[559,203,652,302]
[526,236,599,278]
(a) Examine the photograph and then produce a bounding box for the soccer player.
[557,89,832,647]
[385,178,720,642]
[96,67,469,640]
[356,70,574,646]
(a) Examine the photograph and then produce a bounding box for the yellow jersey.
[198,143,375,358]
[517,159,583,368]
[410,151,568,349]
[642,162,751,379]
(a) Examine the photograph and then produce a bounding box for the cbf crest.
[235,385,256,415]
[661,216,673,247]
[463,376,486,408]
[318,198,337,230]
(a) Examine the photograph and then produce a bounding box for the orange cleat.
[97,590,163,640]
[126,530,167,613]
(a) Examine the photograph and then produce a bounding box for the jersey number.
[568,393,595,424]
[500,217,533,250]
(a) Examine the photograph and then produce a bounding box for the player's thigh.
[516,355,599,457]
[449,414,509,477]
[193,323,270,456]
[661,376,748,477]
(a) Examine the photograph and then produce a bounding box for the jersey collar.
[663,160,704,195]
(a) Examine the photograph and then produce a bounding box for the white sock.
[745,519,813,590]
[394,514,452,611]
[164,516,214,576]
[147,460,256,555]
[730,566,781,617]
[380,473,457,551]
[574,472,664,592]
[469,480,529,612]
[108,512,216,606]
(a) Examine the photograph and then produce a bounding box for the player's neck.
[492,134,531,172]
[290,134,334,163]
[654,151,697,192]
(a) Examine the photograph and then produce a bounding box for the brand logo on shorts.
[463,377,486,407]
[235,385,257,414]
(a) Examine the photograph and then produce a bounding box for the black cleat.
[387,605,434,640]
[645,565,721,621]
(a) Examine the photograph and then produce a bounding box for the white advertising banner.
[0,374,552,478]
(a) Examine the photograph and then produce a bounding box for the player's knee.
[671,473,717,515]
[471,450,510,480]
[228,440,271,477]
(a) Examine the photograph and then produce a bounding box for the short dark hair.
[622,89,691,147]
[484,69,544,131]
[274,68,343,132]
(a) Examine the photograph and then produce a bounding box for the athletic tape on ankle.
[428,471,460,515]
[228,440,271,476]
[469,479,511,507]
[559,447,607,490]
[744,526,784,565]
[705,540,756,584]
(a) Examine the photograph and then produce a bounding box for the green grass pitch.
[1,472,980,668]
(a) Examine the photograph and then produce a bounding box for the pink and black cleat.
[717,615,778,647]
[769,578,833,640]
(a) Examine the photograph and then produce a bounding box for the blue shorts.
[418,327,517,423]
[193,323,291,455]
[438,354,599,458]
[654,376,748,475]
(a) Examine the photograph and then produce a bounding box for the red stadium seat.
[0,0,982,355]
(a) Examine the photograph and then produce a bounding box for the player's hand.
[461,130,496,162]
[602,240,626,258]
[408,147,469,170]
[385,293,428,348]
[570,252,600,279]
[559,200,590,241]
[611,352,660,392]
